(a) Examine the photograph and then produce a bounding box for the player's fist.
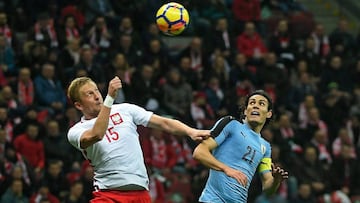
[108,76,122,98]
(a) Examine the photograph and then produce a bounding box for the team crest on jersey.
[261,144,266,155]
[110,113,123,125]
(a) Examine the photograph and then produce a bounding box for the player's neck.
[245,121,263,134]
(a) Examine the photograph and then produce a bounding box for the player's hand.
[224,167,248,187]
[189,129,211,142]
[271,163,288,182]
[108,76,122,98]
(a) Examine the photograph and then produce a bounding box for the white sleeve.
[67,125,87,150]
[126,104,153,126]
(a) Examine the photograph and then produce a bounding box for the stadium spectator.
[178,56,202,91]
[232,0,261,35]
[28,13,59,49]
[29,181,60,203]
[0,85,22,120]
[330,143,357,196]
[142,38,169,80]
[130,64,162,112]
[0,12,13,47]
[311,23,330,60]
[43,120,72,169]
[0,106,14,143]
[329,19,355,58]
[162,68,193,123]
[34,63,67,117]
[302,107,328,143]
[179,36,209,74]
[273,113,303,163]
[10,67,35,111]
[57,15,82,48]
[229,52,258,87]
[291,181,317,203]
[257,52,287,104]
[203,76,228,118]
[268,19,297,69]
[74,45,106,92]
[84,0,118,25]
[0,179,29,203]
[236,21,267,65]
[62,180,86,203]
[190,91,216,130]
[112,33,143,70]
[292,145,330,197]
[0,33,17,77]
[116,16,142,50]
[13,123,45,181]
[86,15,111,56]
[57,38,82,86]
[208,17,236,61]
[1,165,32,197]
[41,160,69,199]
[310,129,332,166]
[297,37,323,77]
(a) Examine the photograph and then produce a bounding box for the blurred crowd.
[0,0,359,203]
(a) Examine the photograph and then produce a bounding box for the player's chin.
[247,116,262,123]
[247,118,263,126]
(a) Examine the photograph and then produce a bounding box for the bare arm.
[80,77,122,148]
[193,138,248,186]
[261,164,289,196]
[147,114,210,141]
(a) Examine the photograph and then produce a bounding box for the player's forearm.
[193,146,227,172]
[92,106,111,139]
[81,102,112,148]
[160,117,193,136]
[263,177,281,196]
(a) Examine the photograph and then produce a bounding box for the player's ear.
[74,101,83,111]
[266,110,272,119]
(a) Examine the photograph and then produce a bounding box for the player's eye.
[84,89,99,97]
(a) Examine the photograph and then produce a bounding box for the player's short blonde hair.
[67,77,95,103]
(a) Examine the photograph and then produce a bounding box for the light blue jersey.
[199,116,272,203]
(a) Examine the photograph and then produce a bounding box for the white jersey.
[67,103,153,190]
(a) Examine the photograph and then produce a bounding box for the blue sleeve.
[210,116,236,145]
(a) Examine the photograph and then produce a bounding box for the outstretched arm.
[147,114,210,142]
[261,163,289,196]
[193,138,248,186]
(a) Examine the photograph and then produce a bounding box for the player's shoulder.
[67,121,84,133]
[113,102,142,109]
[111,102,138,111]
[211,116,242,138]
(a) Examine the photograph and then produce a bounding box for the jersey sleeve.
[258,142,272,174]
[67,125,87,150]
[126,103,153,126]
[210,116,236,145]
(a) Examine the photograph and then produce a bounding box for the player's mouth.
[250,111,260,116]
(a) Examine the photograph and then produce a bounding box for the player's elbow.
[80,130,104,148]
[192,146,204,161]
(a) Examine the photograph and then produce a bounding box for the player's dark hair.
[238,90,274,126]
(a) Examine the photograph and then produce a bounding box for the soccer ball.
[156,2,190,36]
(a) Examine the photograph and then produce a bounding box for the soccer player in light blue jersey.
[193,90,289,203]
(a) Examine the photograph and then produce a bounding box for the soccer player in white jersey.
[66,76,210,203]
[193,90,288,203]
